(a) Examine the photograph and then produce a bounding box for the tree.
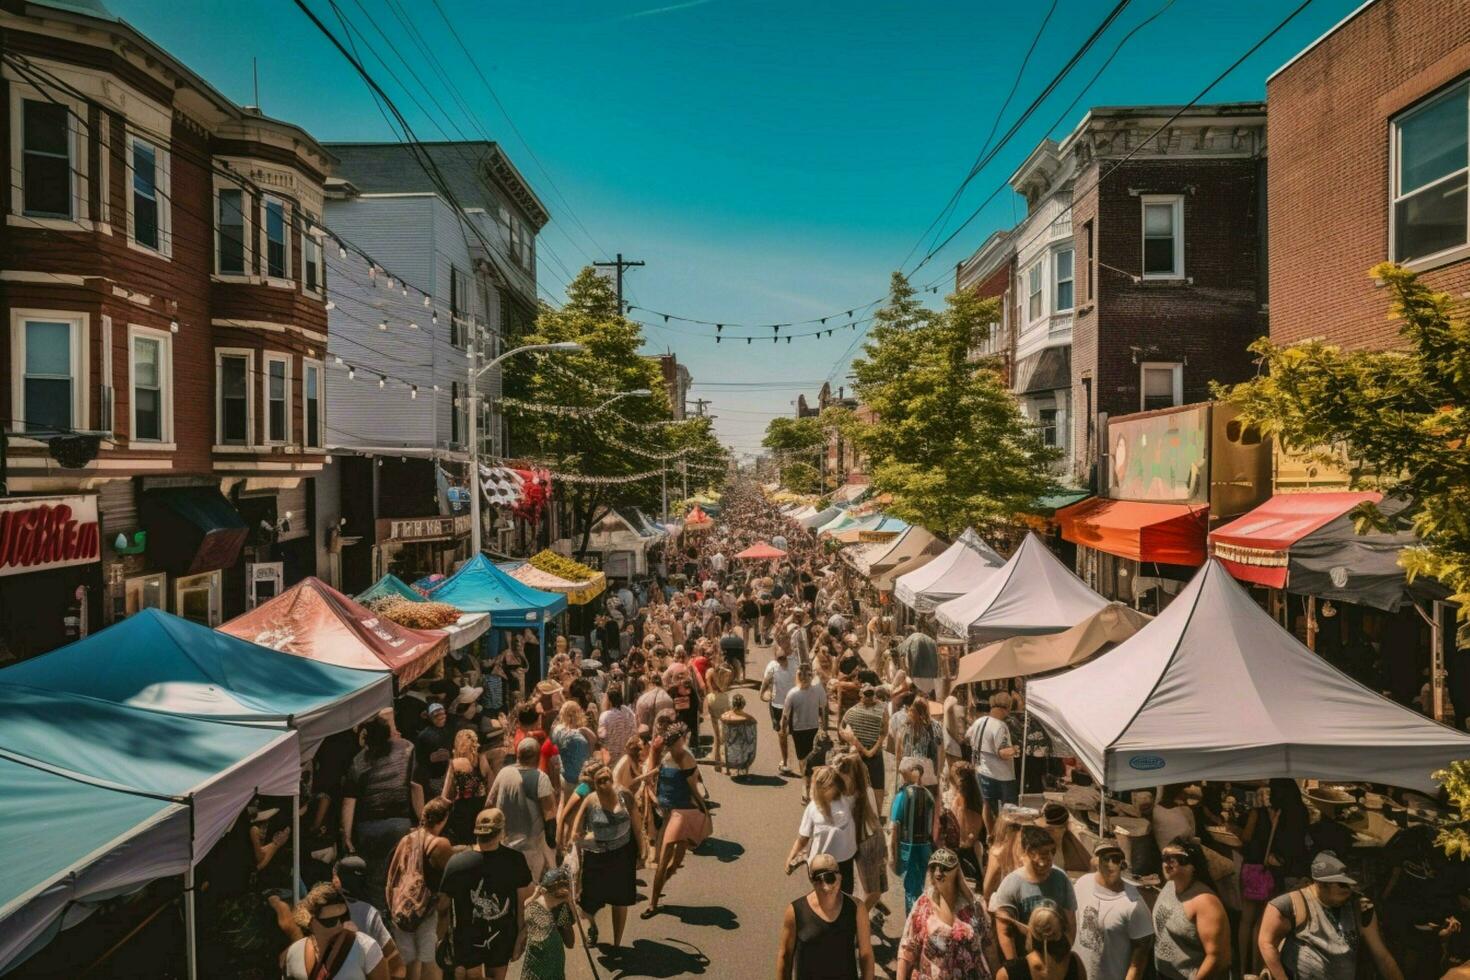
[780,461,821,494]
[845,272,1058,538]
[1223,263,1470,645]
[505,268,729,555]
[762,416,824,453]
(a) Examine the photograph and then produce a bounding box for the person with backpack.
[384,797,453,980]
[889,757,941,914]
[1257,851,1404,980]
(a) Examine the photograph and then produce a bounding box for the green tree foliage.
[1223,263,1470,645]
[762,416,824,453]
[506,268,728,553]
[780,461,821,495]
[845,272,1058,537]
[1432,760,1470,860]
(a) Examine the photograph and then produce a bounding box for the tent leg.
[539,623,546,678]
[292,793,302,903]
[1099,789,1111,838]
[184,866,198,980]
[1019,713,1030,799]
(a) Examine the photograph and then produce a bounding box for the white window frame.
[1389,81,1470,268]
[262,352,292,445]
[174,570,222,626]
[10,309,88,435]
[126,324,174,446]
[213,177,252,280]
[124,133,171,258]
[215,347,255,447]
[1025,260,1044,323]
[1140,195,1185,280]
[301,217,325,298]
[123,571,167,618]
[100,314,115,436]
[1139,361,1184,412]
[302,358,325,450]
[261,195,293,287]
[7,79,89,229]
[1053,245,1075,312]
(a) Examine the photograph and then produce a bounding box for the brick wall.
[1268,0,1470,350]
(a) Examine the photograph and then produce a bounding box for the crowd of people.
[184,480,1450,980]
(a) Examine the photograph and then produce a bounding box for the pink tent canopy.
[220,576,447,685]
[734,541,787,560]
[684,504,714,528]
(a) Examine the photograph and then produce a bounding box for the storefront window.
[174,570,221,626]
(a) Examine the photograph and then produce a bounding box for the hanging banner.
[0,495,102,577]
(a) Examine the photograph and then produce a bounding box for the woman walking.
[897,847,994,980]
[994,905,1082,980]
[644,723,711,918]
[705,665,733,772]
[569,762,644,949]
[1236,778,1308,974]
[521,867,578,980]
[720,692,759,777]
[939,761,986,883]
[1155,836,1231,980]
[439,728,489,844]
[833,753,889,926]
[776,852,876,980]
[550,701,594,802]
[786,766,858,896]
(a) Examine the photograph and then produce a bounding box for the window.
[1140,362,1183,412]
[123,572,167,618]
[263,197,289,280]
[129,328,172,443]
[1026,262,1043,321]
[12,313,84,433]
[449,265,464,347]
[303,361,323,449]
[303,221,324,294]
[1039,408,1058,447]
[21,98,71,218]
[1084,221,1095,301]
[174,570,221,626]
[100,314,114,435]
[1141,196,1184,278]
[217,186,247,275]
[1054,247,1075,311]
[1392,82,1470,263]
[217,351,251,445]
[265,355,290,443]
[128,136,169,254]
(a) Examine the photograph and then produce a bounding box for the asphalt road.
[564,637,906,980]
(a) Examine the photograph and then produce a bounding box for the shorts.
[862,752,884,790]
[451,922,515,969]
[791,727,817,761]
[388,910,438,964]
[769,705,784,731]
[978,775,1018,813]
[719,610,732,625]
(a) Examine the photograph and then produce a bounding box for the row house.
[0,0,333,658]
[320,141,549,591]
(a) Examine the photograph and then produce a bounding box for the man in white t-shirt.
[965,690,1019,826]
[1073,841,1154,980]
[760,649,799,776]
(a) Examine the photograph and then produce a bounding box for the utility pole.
[593,253,644,311]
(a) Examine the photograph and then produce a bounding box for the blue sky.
[109,0,1360,456]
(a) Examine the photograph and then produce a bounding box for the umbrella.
[734,541,786,560]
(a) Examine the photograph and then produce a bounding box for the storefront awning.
[1209,492,1380,589]
[1057,497,1208,566]
[140,486,248,576]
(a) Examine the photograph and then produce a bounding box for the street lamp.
[468,339,584,555]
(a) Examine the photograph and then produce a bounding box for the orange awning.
[1057,498,1208,565]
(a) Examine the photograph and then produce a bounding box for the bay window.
[304,361,323,449]
[265,355,290,444]
[263,197,289,281]
[1026,262,1043,321]
[1054,247,1075,311]
[128,135,170,254]
[130,328,172,443]
[217,185,247,276]
[20,98,72,218]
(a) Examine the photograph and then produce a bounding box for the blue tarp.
[0,683,300,974]
[0,608,392,758]
[428,554,568,625]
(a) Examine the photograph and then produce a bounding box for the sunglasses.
[315,912,349,928]
[1161,853,1186,866]
[929,863,956,875]
[810,871,840,886]
[1099,852,1127,866]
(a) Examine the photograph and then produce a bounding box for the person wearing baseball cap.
[1258,851,1402,980]
[1071,840,1153,980]
[438,808,534,978]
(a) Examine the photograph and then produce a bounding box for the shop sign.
[378,515,472,543]
[1108,405,1209,503]
[0,495,101,577]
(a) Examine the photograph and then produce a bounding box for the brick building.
[0,0,332,657]
[1268,0,1470,349]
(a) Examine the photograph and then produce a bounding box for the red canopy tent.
[684,504,714,531]
[1209,492,1380,588]
[734,541,787,560]
[220,576,447,685]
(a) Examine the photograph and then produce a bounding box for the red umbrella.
[734,541,787,560]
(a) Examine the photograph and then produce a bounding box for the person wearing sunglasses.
[1153,837,1230,980]
[1073,841,1153,980]
[568,762,646,950]
[776,852,876,980]
[896,848,994,980]
[283,883,389,980]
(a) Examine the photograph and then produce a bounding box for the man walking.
[486,738,557,881]
[781,663,827,794]
[966,691,1020,829]
[841,683,890,815]
[1074,840,1154,980]
[1258,851,1403,980]
[888,757,938,913]
[761,647,799,776]
[439,808,534,980]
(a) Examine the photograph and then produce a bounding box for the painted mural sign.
[1108,405,1209,504]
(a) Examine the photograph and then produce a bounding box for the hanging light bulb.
[348,366,356,380]
[787,336,792,344]
[169,319,179,334]
[369,265,378,282]
[847,310,854,318]
[338,243,347,260]
[325,299,336,310]
[431,310,438,325]
[325,454,334,464]
[410,386,418,399]
[715,336,721,344]
[432,384,440,392]
[378,376,386,389]
[334,356,344,365]
[409,321,419,330]
[423,294,431,308]
[378,319,388,332]
[746,337,752,345]
[663,314,670,323]
[773,325,780,334]
[401,282,409,297]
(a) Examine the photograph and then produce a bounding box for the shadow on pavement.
[597,937,712,977]
[693,836,744,862]
[730,773,786,787]
[658,903,740,929]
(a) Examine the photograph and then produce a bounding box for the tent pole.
[1099,788,1111,838]
[292,792,302,903]
[1019,711,1030,801]
[184,866,198,980]
[539,622,546,678]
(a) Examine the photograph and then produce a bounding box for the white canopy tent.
[893,528,1004,612]
[1027,560,1470,794]
[934,532,1107,644]
[799,505,842,530]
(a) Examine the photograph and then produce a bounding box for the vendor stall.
[854,525,946,592]
[356,573,491,650]
[220,577,448,686]
[955,601,1151,685]
[734,541,787,561]
[894,528,1005,612]
[799,505,842,531]
[426,554,568,673]
[934,532,1108,644]
[505,550,608,605]
[830,514,909,545]
[1026,560,1470,794]
[683,503,715,533]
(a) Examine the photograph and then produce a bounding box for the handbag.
[1240,809,1280,902]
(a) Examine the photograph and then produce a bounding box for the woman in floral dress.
[897,847,995,980]
[521,867,577,980]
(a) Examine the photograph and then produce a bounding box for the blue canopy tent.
[427,555,568,673]
[355,574,492,650]
[357,573,426,604]
[0,683,300,977]
[0,608,393,760]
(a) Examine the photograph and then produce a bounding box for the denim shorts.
[978,775,1018,811]
[388,909,438,963]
